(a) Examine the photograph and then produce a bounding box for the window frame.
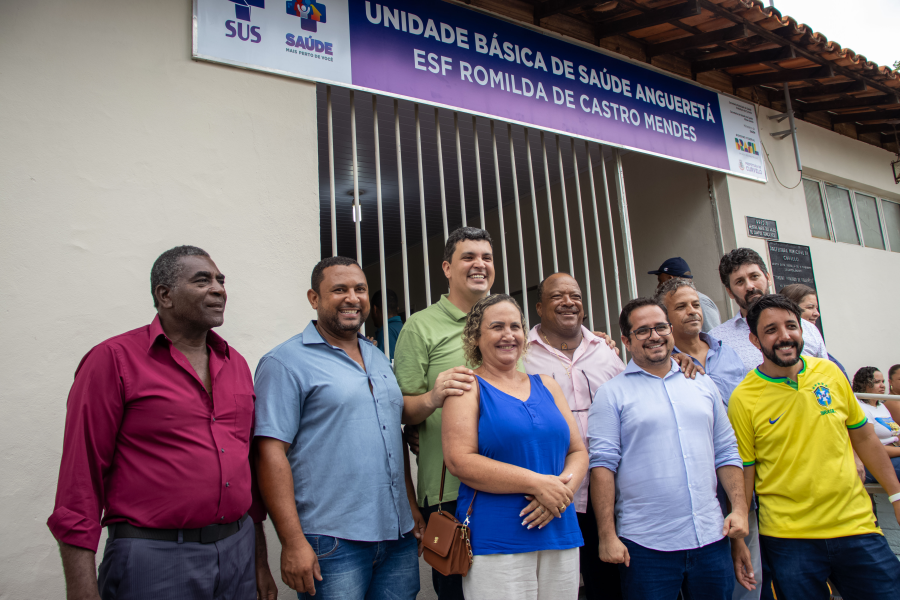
[853,190,887,250]
[802,177,899,252]
[801,177,832,241]
[880,197,900,253]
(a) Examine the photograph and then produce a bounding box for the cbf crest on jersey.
[813,382,835,416]
[813,383,832,407]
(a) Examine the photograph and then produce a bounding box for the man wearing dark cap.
[649,257,721,333]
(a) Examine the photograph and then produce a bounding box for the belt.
[107,513,249,544]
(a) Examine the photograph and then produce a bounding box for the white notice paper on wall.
[718,96,767,182]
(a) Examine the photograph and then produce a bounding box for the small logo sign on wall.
[746,217,778,241]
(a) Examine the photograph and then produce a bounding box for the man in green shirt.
[395,227,492,600]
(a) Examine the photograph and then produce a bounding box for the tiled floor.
[417,555,438,600]
[874,493,900,556]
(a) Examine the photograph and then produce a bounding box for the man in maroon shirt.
[48,245,277,600]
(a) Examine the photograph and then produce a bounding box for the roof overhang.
[460,0,900,154]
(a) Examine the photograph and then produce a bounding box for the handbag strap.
[438,463,477,518]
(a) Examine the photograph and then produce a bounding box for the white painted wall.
[620,152,728,314]
[0,1,319,598]
[724,105,900,380]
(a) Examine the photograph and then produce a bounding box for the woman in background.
[778,284,848,380]
[852,367,900,482]
[889,365,900,396]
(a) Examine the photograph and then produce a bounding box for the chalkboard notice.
[767,241,817,289]
[747,217,779,240]
[767,241,824,339]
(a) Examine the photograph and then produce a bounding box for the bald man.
[522,273,625,600]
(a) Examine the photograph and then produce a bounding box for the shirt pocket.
[380,373,405,406]
[234,393,255,441]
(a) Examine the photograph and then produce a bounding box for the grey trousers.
[97,517,256,600]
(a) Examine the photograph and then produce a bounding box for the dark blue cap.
[648,257,693,278]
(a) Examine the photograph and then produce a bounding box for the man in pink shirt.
[522,273,625,600]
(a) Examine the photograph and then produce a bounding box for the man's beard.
[326,308,367,333]
[735,288,764,311]
[761,339,804,367]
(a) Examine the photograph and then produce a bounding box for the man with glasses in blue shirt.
[588,297,749,600]
[657,278,759,600]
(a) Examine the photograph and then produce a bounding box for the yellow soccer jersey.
[728,356,879,539]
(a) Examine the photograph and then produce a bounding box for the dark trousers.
[421,500,465,600]
[577,501,623,600]
[865,455,900,484]
[760,533,900,600]
[619,537,734,600]
[97,516,256,600]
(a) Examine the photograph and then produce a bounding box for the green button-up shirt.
[394,294,468,507]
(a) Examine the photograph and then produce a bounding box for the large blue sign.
[194,0,767,180]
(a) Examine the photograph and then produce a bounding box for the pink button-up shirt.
[522,325,625,512]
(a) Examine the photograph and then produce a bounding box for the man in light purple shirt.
[709,248,828,373]
[522,273,625,600]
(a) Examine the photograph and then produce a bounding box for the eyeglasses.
[628,323,672,340]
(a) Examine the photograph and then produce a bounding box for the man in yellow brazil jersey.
[728,294,900,600]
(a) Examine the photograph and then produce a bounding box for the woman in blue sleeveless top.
[442,294,587,600]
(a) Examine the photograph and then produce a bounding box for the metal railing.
[856,393,900,402]
[323,85,637,358]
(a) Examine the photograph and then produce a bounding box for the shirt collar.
[388,315,403,324]
[673,332,718,356]
[147,314,230,357]
[438,294,468,322]
[700,332,722,353]
[753,356,807,388]
[527,324,599,348]
[624,356,680,379]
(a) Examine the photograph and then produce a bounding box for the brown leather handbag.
[422,465,476,577]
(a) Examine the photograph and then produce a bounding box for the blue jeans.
[759,533,900,600]
[297,534,419,600]
[865,455,900,483]
[619,537,734,600]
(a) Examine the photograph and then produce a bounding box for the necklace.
[541,331,581,378]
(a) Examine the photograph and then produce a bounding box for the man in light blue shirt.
[657,278,747,403]
[254,256,423,600]
[588,297,749,600]
[658,278,760,600]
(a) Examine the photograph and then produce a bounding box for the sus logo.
[229,0,265,22]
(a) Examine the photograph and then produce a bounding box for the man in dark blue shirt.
[370,288,404,361]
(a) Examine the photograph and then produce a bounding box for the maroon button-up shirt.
[48,316,266,551]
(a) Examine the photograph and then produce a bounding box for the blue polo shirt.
[254,321,414,542]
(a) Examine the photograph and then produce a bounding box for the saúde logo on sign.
[225,0,264,44]
[285,0,334,61]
